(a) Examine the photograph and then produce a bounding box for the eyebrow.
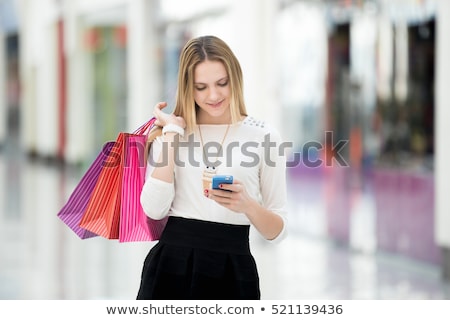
[194,76,228,85]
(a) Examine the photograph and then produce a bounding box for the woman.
[137,35,288,300]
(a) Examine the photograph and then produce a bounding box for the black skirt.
[136,216,260,300]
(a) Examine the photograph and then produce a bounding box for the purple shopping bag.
[57,142,115,239]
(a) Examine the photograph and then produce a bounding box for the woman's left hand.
[206,179,284,240]
[206,179,255,213]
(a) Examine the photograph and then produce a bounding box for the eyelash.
[195,82,228,91]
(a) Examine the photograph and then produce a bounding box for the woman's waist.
[168,206,251,226]
[159,216,251,254]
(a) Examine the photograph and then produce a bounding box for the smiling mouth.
[208,100,224,108]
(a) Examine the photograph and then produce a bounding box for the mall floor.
[1,131,450,300]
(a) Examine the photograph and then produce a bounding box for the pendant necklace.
[198,123,231,190]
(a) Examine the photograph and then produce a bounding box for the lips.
[207,99,224,108]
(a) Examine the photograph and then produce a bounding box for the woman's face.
[193,60,231,124]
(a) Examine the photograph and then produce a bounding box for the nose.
[208,87,219,101]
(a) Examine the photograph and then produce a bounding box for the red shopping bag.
[119,118,167,242]
[79,133,124,239]
[57,142,114,239]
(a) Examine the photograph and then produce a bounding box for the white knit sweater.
[140,116,288,243]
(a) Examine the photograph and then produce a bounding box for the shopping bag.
[79,133,125,239]
[57,142,114,239]
[119,118,167,242]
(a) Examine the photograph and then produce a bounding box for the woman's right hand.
[153,102,186,129]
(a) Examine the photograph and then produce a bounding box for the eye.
[218,81,228,87]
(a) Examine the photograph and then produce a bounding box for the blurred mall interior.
[1,0,450,299]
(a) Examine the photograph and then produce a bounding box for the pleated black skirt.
[136,216,260,300]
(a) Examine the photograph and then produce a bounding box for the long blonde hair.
[173,35,247,133]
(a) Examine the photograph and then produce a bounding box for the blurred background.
[1,0,450,299]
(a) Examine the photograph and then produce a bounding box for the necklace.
[198,124,231,190]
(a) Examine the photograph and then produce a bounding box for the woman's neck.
[196,111,232,125]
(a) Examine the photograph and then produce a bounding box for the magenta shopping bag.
[57,142,115,239]
[119,118,167,242]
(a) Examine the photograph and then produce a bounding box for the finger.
[211,189,234,199]
[218,184,234,192]
[153,102,167,116]
[219,183,242,193]
[211,193,230,205]
[155,102,167,110]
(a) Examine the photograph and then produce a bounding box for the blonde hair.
[173,35,247,133]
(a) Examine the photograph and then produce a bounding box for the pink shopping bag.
[119,118,167,242]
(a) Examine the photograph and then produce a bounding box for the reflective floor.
[1,134,450,300]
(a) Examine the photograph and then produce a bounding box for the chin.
[197,101,231,121]
[200,105,228,116]
[209,108,229,119]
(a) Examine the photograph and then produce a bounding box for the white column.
[376,16,394,101]
[64,0,95,163]
[435,0,450,278]
[17,0,35,153]
[0,29,6,145]
[18,0,59,157]
[35,17,59,158]
[127,0,161,130]
[230,0,280,129]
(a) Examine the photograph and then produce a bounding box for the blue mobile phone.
[212,175,233,190]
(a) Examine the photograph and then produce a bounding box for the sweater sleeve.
[259,127,289,244]
[140,135,175,220]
